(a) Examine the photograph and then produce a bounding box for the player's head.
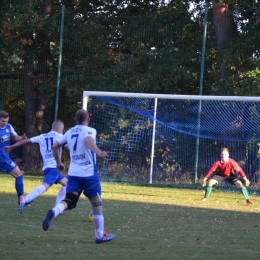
[0,111,9,128]
[220,147,229,162]
[52,120,64,133]
[74,109,90,125]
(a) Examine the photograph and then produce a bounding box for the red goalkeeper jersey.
[205,158,246,178]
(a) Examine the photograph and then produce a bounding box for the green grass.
[1,174,260,260]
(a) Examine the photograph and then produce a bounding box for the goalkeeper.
[201,147,253,204]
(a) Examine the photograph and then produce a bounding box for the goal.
[82,91,260,187]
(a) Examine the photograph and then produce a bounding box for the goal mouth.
[82,91,260,189]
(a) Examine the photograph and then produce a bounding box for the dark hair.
[0,111,9,119]
[75,109,89,124]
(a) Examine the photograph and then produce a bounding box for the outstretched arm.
[4,139,32,153]
[85,136,108,158]
[13,133,27,142]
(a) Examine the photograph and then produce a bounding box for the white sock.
[55,186,66,206]
[25,184,46,203]
[93,215,104,239]
[53,203,65,217]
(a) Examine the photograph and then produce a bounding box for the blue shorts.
[66,175,101,199]
[43,168,65,186]
[0,157,17,173]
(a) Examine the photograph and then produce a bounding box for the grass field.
[1,173,260,260]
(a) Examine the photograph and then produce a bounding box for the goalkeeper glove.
[243,177,250,187]
[202,177,207,187]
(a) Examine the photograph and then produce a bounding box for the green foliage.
[0,0,260,172]
[1,1,260,128]
[202,1,260,95]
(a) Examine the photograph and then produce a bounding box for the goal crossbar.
[82,91,260,185]
[83,91,260,105]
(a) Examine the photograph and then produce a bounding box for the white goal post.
[83,91,260,105]
[83,91,260,185]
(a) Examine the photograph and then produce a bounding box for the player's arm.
[52,141,62,164]
[52,141,65,171]
[202,161,219,186]
[84,136,108,158]
[12,133,27,142]
[231,159,250,186]
[4,139,32,153]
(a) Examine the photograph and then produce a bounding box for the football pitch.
[1,173,260,260]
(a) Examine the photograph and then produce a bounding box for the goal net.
[83,91,260,190]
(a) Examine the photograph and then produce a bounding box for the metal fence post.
[54,5,65,120]
[194,3,209,183]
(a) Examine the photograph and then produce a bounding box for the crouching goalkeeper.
[201,147,253,204]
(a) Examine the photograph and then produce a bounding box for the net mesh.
[85,94,260,192]
[94,96,260,142]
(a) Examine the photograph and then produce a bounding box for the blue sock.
[15,175,24,197]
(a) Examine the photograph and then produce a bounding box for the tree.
[0,0,61,170]
[22,0,56,170]
[1,0,260,172]
[212,0,237,82]
[208,0,260,95]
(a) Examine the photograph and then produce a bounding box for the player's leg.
[0,159,24,205]
[19,168,60,214]
[19,182,49,214]
[25,183,48,203]
[10,166,24,200]
[202,177,219,201]
[89,194,104,239]
[42,192,79,231]
[21,169,66,214]
[55,176,68,206]
[84,177,115,243]
[42,176,80,231]
[233,178,253,204]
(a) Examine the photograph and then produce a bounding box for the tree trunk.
[23,43,39,171]
[36,0,53,132]
[212,0,237,84]
[22,0,53,171]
